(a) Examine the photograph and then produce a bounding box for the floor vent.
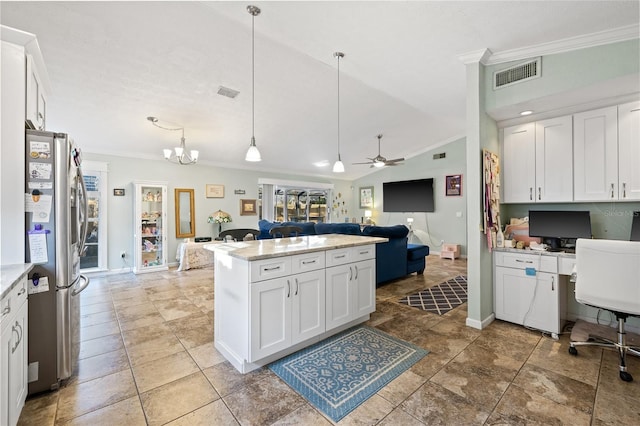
[217,86,240,99]
[493,57,540,89]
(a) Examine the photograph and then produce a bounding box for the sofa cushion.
[283,221,317,236]
[361,224,409,239]
[314,222,361,235]
[407,243,430,260]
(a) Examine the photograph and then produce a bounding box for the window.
[258,179,332,223]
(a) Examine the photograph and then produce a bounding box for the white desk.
[493,248,576,338]
[176,241,217,271]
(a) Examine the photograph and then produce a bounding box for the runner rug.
[399,275,468,315]
[269,325,428,422]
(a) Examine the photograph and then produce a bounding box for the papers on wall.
[28,232,48,264]
[28,276,49,294]
[25,193,52,222]
[29,162,52,180]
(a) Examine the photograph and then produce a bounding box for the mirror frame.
[174,188,195,238]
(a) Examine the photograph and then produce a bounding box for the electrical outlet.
[440,239,445,245]
[120,250,126,259]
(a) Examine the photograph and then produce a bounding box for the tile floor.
[18,255,640,425]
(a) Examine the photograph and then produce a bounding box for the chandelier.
[147,116,199,165]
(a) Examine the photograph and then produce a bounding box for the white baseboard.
[466,313,495,330]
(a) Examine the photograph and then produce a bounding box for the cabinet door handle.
[551,276,555,291]
[334,254,346,259]
[264,266,281,271]
[348,266,353,281]
[12,322,22,354]
[286,280,291,298]
[538,187,541,201]
[529,188,533,201]
[611,183,615,198]
[515,259,533,264]
[302,260,316,265]
[354,265,359,280]
[1,305,10,317]
[622,182,627,198]
[295,278,299,296]
[359,250,369,255]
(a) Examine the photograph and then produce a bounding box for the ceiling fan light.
[332,159,345,173]
[373,160,385,168]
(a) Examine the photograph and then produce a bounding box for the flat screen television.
[383,178,434,212]
[528,210,592,250]
[630,211,640,241]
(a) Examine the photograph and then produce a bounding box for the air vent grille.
[433,152,446,160]
[493,57,541,89]
[217,86,240,99]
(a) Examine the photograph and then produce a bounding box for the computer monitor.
[528,210,592,250]
[630,211,640,242]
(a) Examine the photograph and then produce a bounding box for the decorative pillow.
[361,224,409,239]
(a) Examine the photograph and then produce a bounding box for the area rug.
[269,325,428,422]
[399,275,468,315]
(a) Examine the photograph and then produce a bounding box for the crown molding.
[458,48,493,65]
[485,24,639,65]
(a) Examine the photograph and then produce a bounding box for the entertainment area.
[382,178,434,212]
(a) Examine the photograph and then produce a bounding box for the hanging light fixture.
[147,116,199,165]
[332,52,345,173]
[245,5,262,162]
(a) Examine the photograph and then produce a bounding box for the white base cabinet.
[1,277,28,426]
[493,251,565,337]
[214,242,377,373]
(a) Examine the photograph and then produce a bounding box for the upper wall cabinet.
[574,102,640,202]
[618,100,640,201]
[502,115,573,203]
[26,54,47,130]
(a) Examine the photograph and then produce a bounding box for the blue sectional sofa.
[257,220,429,285]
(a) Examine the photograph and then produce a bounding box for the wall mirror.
[175,188,195,238]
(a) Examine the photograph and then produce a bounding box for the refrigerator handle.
[71,275,90,297]
[77,166,90,256]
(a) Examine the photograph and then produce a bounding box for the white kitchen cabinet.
[493,251,564,336]
[249,269,325,361]
[502,115,572,203]
[573,106,618,201]
[618,100,640,201]
[1,276,28,426]
[133,181,168,274]
[26,54,48,130]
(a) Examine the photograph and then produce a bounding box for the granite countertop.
[1,263,34,300]
[204,234,388,261]
[494,246,576,258]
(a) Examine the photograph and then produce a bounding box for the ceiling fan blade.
[386,158,404,163]
[352,161,374,165]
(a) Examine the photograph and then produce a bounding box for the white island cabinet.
[208,235,386,373]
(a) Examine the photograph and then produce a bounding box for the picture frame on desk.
[445,174,462,196]
[240,199,257,216]
[205,184,224,198]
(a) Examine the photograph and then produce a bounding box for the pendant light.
[245,5,262,162]
[332,52,345,173]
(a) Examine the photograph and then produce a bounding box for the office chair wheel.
[568,346,578,356]
[620,371,633,382]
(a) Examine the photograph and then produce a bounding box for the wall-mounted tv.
[383,178,434,212]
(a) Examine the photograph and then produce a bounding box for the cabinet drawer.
[291,252,325,274]
[1,277,27,329]
[558,256,577,276]
[250,257,292,282]
[494,252,557,273]
[352,244,375,262]
[326,247,355,267]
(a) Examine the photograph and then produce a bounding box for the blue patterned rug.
[269,325,428,422]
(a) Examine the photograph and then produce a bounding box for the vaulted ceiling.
[2,1,638,180]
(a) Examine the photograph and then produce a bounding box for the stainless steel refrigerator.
[25,129,90,394]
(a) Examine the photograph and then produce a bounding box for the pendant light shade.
[333,51,345,173]
[245,5,262,162]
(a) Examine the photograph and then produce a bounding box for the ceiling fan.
[353,134,404,168]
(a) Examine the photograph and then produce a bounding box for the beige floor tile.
[203,361,272,397]
[126,333,185,366]
[79,320,120,342]
[80,310,118,327]
[79,301,114,316]
[121,322,174,348]
[224,375,305,425]
[528,335,602,386]
[377,370,427,407]
[165,399,239,426]
[61,396,146,426]
[78,333,124,360]
[115,302,160,323]
[271,404,331,426]
[140,372,219,426]
[80,294,110,307]
[75,348,130,384]
[55,369,137,423]
[337,394,395,425]
[132,350,200,393]
[110,287,148,301]
[153,297,203,321]
[378,407,425,426]
[119,312,166,332]
[18,392,58,426]
[187,341,227,369]
[487,383,591,425]
[592,386,640,424]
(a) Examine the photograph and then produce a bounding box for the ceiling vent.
[433,152,446,160]
[493,57,541,90]
[217,86,240,99]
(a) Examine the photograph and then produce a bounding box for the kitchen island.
[205,234,387,373]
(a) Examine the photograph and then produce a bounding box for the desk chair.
[219,228,259,242]
[569,238,640,382]
[269,225,303,238]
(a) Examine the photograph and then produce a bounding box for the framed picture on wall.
[240,199,257,215]
[359,186,374,208]
[446,174,462,196]
[206,184,224,198]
